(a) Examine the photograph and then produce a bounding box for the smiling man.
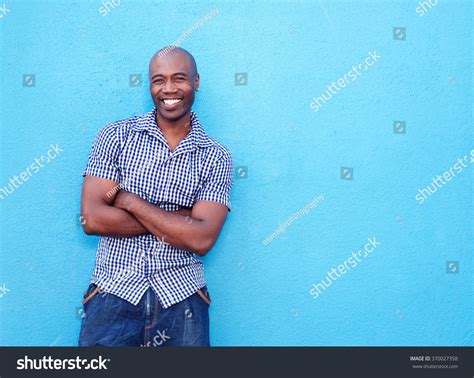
[78,46,233,347]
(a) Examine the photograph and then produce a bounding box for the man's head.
[149,46,199,122]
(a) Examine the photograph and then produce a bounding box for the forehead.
[149,52,193,77]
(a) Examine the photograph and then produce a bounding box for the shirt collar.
[132,108,215,150]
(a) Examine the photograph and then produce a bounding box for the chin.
[158,109,186,122]
[157,105,191,120]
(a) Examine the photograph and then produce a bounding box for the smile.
[161,98,183,106]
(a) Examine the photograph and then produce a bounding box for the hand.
[113,190,140,212]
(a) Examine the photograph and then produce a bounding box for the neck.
[155,110,192,139]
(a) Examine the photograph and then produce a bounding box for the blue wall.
[0,0,472,346]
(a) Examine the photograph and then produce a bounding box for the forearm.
[121,197,207,254]
[82,203,149,237]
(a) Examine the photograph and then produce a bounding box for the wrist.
[116,191,139,213]
[125,193,140,213]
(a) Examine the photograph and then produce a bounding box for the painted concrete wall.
[0,0,472,346]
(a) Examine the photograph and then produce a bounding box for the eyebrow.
[150,72,189,80]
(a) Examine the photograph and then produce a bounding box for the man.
[78,46,233,347]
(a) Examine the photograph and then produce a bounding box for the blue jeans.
[78,284,210,347]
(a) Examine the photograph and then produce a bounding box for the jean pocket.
[196,286,211,305]
[82,283,99,305]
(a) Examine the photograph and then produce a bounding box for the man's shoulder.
[202,136,233,163]
[101,111,150,133]
[95,111,153,142]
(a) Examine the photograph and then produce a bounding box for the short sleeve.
[195,152,233,212]
[82,124,120,182]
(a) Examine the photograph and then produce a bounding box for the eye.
[153,78,164,84]
[174,76,185,81]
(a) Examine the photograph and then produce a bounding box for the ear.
[194,73,200,91]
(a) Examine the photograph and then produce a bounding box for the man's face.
[149,52,199,122]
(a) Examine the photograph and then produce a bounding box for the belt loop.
[82,286,99,305]
[196,289,211,305]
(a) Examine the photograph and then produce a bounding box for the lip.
[160,97,184,110]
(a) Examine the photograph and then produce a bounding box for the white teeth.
[163,99,182,105]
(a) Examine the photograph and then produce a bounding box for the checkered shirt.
[82,107,233,307]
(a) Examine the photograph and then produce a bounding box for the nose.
[163,79,177,93]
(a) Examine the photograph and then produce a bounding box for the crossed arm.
[80,176,229,256]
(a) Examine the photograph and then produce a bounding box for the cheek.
[150,86,160,96]
[183,88,195,101]
[180,82,194,93]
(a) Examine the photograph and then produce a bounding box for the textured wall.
[0,0,472,346]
